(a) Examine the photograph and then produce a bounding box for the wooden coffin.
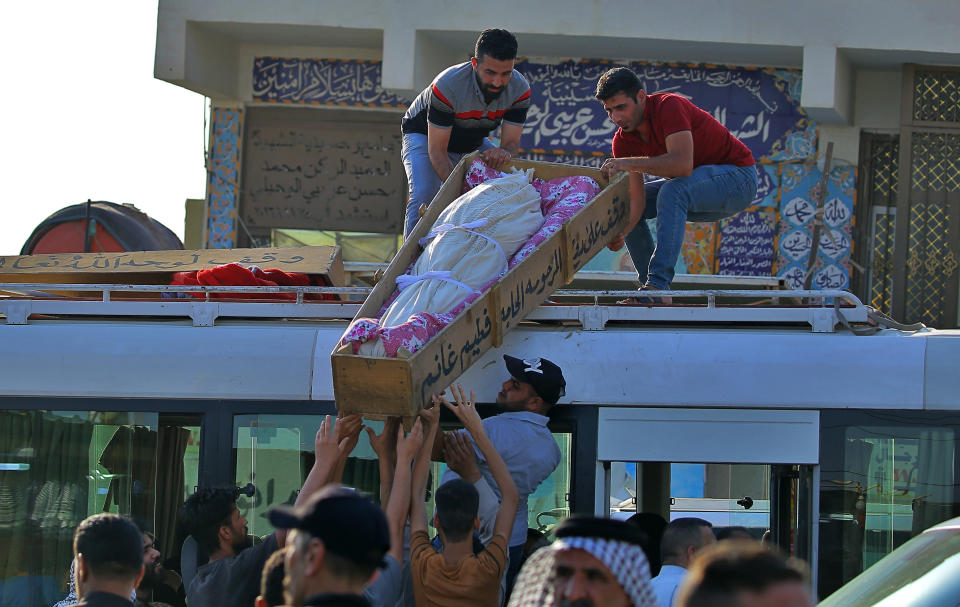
[332,153,629,418]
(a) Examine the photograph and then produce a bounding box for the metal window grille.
[904,203,956,324]
[868,207,895,313]
[913,69,960,123]
[910,132,960,192]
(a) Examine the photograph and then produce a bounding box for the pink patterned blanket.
[340,159,600,357]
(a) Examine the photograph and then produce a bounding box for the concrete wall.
[156,0,960,170]
[157,0,960,120]
[158,0,960,307]
[819,69,903,166]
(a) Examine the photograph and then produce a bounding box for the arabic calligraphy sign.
[241,107,405,233]
[515,60,812,162]
[250,57,812,163]
[776,164,855,289]
[253,57,410,107]
[0,246,342,277]
[716,209,777,276]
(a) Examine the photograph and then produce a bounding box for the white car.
[819,517,960,606]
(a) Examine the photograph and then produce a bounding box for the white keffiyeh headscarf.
[508,519,658,607]
[51,558,138,607]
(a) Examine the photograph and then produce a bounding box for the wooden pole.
[803,142,834,290]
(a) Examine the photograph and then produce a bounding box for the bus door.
[596,408,819,578]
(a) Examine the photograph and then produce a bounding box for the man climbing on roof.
[400,28,531,238]
[595,67,758,303]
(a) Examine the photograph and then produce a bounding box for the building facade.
[156,0,960,327]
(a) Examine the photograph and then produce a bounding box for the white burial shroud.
[360,169,544,356]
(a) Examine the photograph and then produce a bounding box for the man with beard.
[399,28,531,237]
[134,531,174,607]
[180,414,359,607]
[180,486,274,607]
[65,514,144,607]
[53,526,172,607]
[508,516,658,607]
[436,355,566,593]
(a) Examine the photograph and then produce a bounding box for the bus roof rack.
[0,283,887,333]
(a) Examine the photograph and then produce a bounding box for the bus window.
[820,416,960,599]
[232,414,380,537]
[180,426,200,502]
[610,462,772,541]
[0,410,162,607]
[528,431,571,537]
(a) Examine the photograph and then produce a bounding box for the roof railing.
[0,283,871,332]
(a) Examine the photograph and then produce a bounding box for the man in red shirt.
[595,67,758,301]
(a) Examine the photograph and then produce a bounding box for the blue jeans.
[401,133,495,238]
[506,543,524,597]
[625,164,758,288]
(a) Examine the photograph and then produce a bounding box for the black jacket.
[66,591,135,607]
[303,593,372,607]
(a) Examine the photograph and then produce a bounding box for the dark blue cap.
[504,355,566,405]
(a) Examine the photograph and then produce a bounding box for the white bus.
[1,280,958,606]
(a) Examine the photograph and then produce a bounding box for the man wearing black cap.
[438,354,567,592]
[269,485,391,607]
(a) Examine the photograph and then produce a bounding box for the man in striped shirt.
[400,28,531,237]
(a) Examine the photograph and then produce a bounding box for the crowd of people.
[53,353,814,607]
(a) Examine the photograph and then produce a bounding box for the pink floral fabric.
[340,159,600,357]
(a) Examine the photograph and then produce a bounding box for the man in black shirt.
[181,414,358,607]
[269,485,391,607]
[179,486,279,607]
[68,513,143,607]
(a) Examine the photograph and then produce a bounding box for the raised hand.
[397,418,425,463]
[436,384,481,433]
[314,415,339,467]
[334,413,364,458]
[444,430,481,483]
[364,417,401,462]
[420,399,441,430]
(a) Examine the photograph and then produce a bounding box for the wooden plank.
[494,233,566,336]
[563,175,631,281]
[0,246,343,286]
[0,246,339,276]
[408,290,499,405]
[331,354,414,416]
